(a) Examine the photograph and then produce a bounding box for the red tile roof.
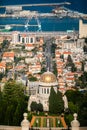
[3,52,14,58]
[63,51,72,54]
[0,62,6,68]
[25,44,34,47]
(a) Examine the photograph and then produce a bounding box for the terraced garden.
[30,116,67,128]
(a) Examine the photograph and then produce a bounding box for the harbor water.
[0,17,79,32]
[0,0,86,32]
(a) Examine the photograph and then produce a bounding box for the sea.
[0,0,87,32]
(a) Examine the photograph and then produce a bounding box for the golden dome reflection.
[40,71,57,83]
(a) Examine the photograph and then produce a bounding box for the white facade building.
[12,31,20,44]
[28,71,58,111]
[79,19,87,38]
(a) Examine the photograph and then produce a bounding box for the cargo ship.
[0,25,12,32]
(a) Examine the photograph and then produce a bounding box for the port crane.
[24,16,42,32]
[35,16,42,32]
[0,2,71,32]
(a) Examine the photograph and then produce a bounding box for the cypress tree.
[13,103,22,126]
[66,55,77,72]
[56,90,64,114]
[49,87,57,114]
[49,87,64,114]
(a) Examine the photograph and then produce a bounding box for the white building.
[11,32,36,44]
[20,34,35,44]
[28,71,58,111]
[79,19,87,38]
[12,31,20,44]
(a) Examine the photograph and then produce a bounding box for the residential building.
[2,52,15,62]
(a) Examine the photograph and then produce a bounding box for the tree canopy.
[66,55,77,72]
[30,101,43,112]
[0,81,28,126]
[65,90,87,126]
[75,72,87,88]
[49,87,64,114]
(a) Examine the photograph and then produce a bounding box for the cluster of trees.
[0,81,28,126]
[49,88,87,126]
[30,102,43,112]
[28,74,38,81]
[66,55,77,72]
[65,90,87,126]
[75,72,87,88]
[1,40,10,49]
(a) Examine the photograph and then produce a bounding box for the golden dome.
[39,71,58,86]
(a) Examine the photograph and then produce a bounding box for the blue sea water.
[0,0,87,32]
[0,17,79,32]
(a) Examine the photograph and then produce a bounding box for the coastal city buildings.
[0,28,87,129]
[0,28,86,92]
[0,1,87,128]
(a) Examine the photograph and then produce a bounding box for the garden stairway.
[30,116,35,127]
[61,117,67,128]
[41,117,44,127]
[53,117,55,127]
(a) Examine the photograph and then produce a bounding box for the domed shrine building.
[28,71,58,111]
